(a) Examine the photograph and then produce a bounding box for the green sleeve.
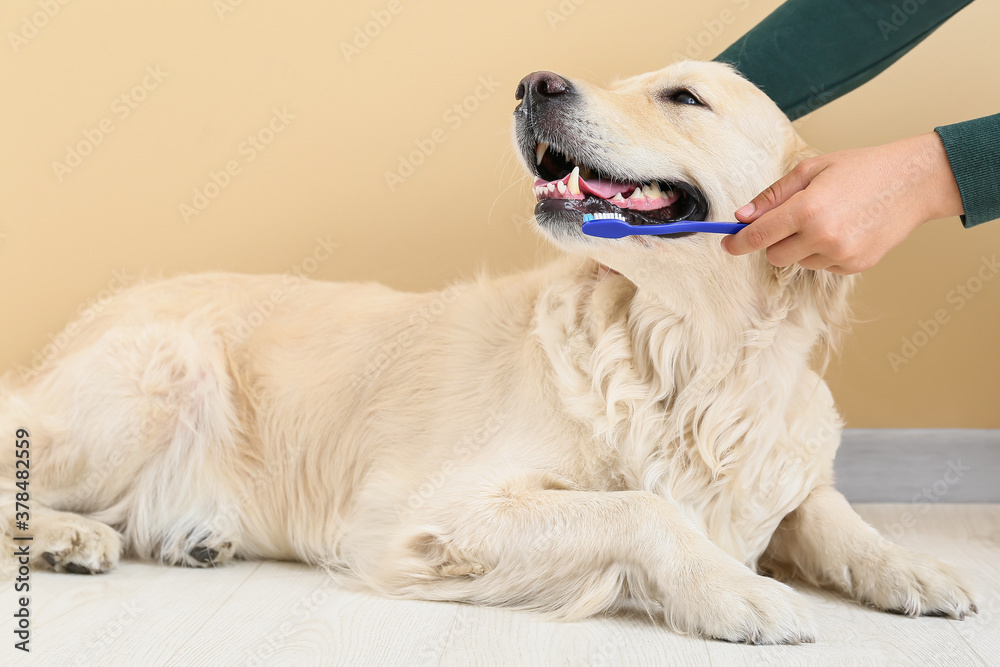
[714,0,975,121]
[935,114,1000,227]
[715,0,999,227]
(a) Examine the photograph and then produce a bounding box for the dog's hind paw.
[160,532,236,568]
[186,541,234,566]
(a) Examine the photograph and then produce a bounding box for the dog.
[1,61,975,644]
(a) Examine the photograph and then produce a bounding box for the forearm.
[935,113,1000,227]
[714,0,975,121]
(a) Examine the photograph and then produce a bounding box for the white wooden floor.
[3,504,999,666]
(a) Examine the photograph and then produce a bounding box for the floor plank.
[437,604,712,667]
[196,562,462,667]
[0,504,996,666]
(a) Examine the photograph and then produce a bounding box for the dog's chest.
[663,447,817,568]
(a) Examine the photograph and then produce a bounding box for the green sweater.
[715,0,999,228]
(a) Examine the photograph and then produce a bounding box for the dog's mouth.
[529,141,709,236]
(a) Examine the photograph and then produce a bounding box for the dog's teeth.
[547,183,556,193]
[535,142,549,166]
[568,166,580,195]
[611,193,625,202]
[556,181,567,195]
[647,182,662,199]
[629,187,644,200]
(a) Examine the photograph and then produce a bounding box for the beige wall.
[1,0,997,428]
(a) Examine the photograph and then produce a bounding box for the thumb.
[734,160,819,222]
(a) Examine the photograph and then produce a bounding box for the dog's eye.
[666,89,703,106]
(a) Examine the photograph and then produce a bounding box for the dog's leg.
[0,394,121,575]
[383,483,815,644]
[1,322,245,573]
[761,485,976,618]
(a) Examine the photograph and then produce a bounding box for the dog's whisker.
[487,177,527,228]
[496,143,519,186]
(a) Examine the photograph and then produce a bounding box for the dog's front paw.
[36,514,122,574]
[670,565,816,645]
[837,546,976,619]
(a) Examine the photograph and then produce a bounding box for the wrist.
[910,132,965,221]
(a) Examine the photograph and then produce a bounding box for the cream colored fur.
[0,61,974,643]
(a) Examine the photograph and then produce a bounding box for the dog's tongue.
[578,179,635,199]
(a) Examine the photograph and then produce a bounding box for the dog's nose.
[515,71,571,107]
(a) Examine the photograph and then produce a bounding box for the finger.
[763,234,814,268]
[722,207,800,256]
[797,253,835,271]
[828,260,874,275]
[734,159,821,222]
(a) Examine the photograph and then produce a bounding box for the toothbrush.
[581,211,747,238]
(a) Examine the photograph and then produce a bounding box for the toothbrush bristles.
[584,210,627,222]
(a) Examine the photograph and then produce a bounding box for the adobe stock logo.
[544,0,588,30]
[669,0,752,62]
[213,0,249,20]
[877,0,930,41]
[340,0,404,63]
[179,107,294,223]
[383,76,501,192]
[7,0,72,53]
[888,254,999,372]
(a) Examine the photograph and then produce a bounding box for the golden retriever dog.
[1,61,976,644]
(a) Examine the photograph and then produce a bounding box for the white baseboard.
[835,429,1000,503]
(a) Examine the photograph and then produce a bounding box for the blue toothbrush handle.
[582,218,747,238]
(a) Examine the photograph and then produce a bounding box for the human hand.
[721,132,964,274]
